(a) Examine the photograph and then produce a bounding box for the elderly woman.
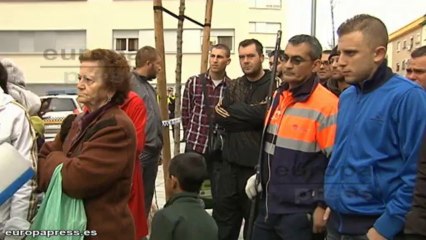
[37,49,137,240]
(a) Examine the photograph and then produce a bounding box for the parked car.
[39,94,82,141]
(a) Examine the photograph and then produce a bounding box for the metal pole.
[311,0,317,36]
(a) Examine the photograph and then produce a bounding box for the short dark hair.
[79,49,130,105]
[337,14,388,50]
[211,43,231,58]
[288,34,323,60]
[239,39,264,56]
[135,46,159,68]
[169,152,207,193]
[411,46,426,58]
[0,62,8,94]
[268,49,285,61]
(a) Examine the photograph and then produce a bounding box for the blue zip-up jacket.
[324,63,426,239]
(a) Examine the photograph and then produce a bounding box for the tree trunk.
[174,0,185,156]
[200,0,213,73]
[153,0,172,200]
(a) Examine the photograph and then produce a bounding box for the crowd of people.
[0,13,425,240]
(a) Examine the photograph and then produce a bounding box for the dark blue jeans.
[326,227,368,240]
[252,200,312,240]
[141,154,160,217]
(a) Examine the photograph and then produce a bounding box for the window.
[123,28,234,54]
[139,29,202,53]
[113,30,139,52]
[396,41,400,52]
[402,60,406,70]
[0,30,86,53]
[249,0,281,9]
[115,39,127,51]
[409,36,414,50]
[265,47,275,56]
[403,40,407,49]
[206,29,235,52]
[128,38,139,51]
[249,22,281,34]
[396,63,400,72]
[416,33,421,44]
[217,36,232,49]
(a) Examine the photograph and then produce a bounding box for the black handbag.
[201,75,224,156]
[208,124,224,154]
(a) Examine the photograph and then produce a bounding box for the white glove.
[245,174,262,200]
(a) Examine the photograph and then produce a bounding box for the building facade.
[388,15,426,76]
[0,0,286,94]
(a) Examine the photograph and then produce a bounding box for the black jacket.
[405,134,426,237]
[216,70,272,167]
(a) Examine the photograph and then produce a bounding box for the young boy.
[150,152,218,240]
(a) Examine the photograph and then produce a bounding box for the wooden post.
[174,0,185,156]
[200,0,213,73]
[153,0,172,200]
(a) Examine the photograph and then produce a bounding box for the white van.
[39,95,82,141]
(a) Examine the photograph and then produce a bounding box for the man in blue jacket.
[324,14,426,240]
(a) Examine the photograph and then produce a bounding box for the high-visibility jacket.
[260,77,338,214]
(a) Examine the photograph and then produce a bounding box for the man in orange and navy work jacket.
[245,34,338,239]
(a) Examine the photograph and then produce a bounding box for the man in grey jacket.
[131,46,164,218]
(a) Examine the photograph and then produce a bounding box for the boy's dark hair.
[169,152,207,193]
[0,62,8,94]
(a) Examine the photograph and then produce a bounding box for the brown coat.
[37,105,137,240]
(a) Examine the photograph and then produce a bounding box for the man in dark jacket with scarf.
[214,38,273,240]
[405,135,426,240]
[405,46,426,239]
